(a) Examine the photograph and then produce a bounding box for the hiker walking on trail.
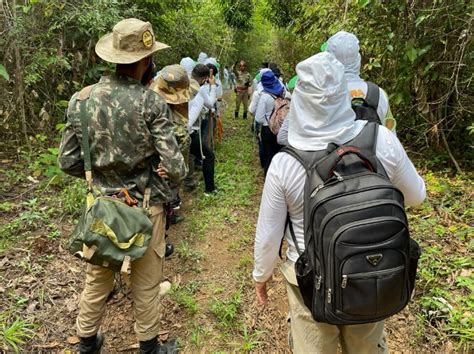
[188,64,218,196]
[326,31,397,131]
[58,18,186,353]
[252,52,425,353]
[254,70,287,176]
[234,60,251,119]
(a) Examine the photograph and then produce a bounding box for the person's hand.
[156,163,169,179]
[208,70,216,86]
[255,281,268,306]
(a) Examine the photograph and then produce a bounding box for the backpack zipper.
[341,275,347,288]
[327,288,332,304]
[316,275,322,290]
[310,184,325,198]
[333,171,344,181]
[343,265,405,280]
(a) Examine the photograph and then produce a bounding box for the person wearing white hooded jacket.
[327,31,396,132]
[253,52,425,353]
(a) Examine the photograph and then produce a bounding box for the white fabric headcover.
[197,52,208,63]
[326,31,362,82]
[180,57,196,78]
[287,52,366,151]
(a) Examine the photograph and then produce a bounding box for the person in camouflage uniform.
[58,18,186,354]
[150,64,199,222]
[234,60,252,119]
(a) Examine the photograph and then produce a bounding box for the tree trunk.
[12,0,30,149]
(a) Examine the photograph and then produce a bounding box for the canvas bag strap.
[77,86,95,191]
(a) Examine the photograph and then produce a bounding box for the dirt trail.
[2,93,424,352]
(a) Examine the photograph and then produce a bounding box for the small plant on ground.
[0,316,35,353]
[209,291,242,327]
[169,283,200,315]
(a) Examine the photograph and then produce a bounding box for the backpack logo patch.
[366,254,383,266]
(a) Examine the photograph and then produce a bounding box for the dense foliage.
[0,0,235,149]
[0,0,472,169]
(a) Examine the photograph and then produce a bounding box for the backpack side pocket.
[295,251,314,311]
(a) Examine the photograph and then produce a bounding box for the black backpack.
[283,123,421,325]
[352,81,381,124]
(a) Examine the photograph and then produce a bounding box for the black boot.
[243,112,247,120]
[79,333,104,354]
[234,111,239,119]
[140,336,158,354]
[165,243,174,258]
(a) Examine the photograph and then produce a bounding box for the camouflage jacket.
[167,106,191,152]
[58,75,187,205]
[235,70,251,89]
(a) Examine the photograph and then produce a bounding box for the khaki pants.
[280,261,388,354]
[76,204,166,342]
[235,90,249,114]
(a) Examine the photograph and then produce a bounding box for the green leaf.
[56,100,69,108]
[423,62,434,75]
[0,64,9,81]
[406,47,418,63]
[418,45,432,57]
[387,44,394,52]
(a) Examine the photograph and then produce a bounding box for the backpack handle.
[327,146,377,178]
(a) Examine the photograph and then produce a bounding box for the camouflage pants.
[235,90,249,114]
[280,260,388,354]
[76,204,166,342]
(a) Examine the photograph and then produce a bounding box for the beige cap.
[95,18,169,64]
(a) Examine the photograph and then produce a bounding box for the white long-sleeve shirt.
[277,117,289,145]
[248,85,263,115]
[200,84,217,110]
[188,92,205,132]
[188,84,217,132]
[254,92,275,126]
[253,125,426,282]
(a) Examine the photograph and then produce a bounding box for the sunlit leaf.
[0,64,9,81]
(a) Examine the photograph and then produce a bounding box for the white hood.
[287,52,366,151]
[197,52,208,63]
[204,57,218,66]
[326,31,362,82]
[180,57,196,78]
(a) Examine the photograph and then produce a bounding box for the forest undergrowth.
[0,93,472,352]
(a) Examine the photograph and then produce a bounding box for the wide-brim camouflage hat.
[95,18,169,64]
[151,64,192,104]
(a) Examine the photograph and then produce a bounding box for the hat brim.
[263,84,284,96]
[159,88,192,105]
[95,33,170,64]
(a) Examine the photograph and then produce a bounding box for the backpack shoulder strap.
[281,146,326,173]
[350,121,378,154]
[349,122,389,177]
[365,81,380,110]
